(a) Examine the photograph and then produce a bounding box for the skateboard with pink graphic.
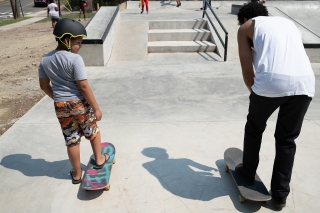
[82,142,116,191]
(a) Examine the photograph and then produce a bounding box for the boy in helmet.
[38,18,109,184]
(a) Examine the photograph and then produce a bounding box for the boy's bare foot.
[94,153,110,169]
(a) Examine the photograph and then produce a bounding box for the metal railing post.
[224,34,228,61]
[202,2,205,18]
[202,0,228,61]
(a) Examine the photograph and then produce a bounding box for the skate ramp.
[267,1,320,44]
[267,1,320,39]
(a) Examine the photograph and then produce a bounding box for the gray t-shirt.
[38,50,87,102]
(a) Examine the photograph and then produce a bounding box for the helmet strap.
[58,37,72,51]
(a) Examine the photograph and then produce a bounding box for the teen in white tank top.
[251,16,315,98]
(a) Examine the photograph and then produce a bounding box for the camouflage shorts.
[54,100,99,146]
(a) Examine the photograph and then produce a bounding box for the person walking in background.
[236,2,314,209]
[200,0,211,10]
[251,0,266,4]
[79,0,87,21]
[141,0,149,14]
[176,0,181,7]
[47,0,59,28]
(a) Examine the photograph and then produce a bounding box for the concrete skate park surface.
[0,1,319,212]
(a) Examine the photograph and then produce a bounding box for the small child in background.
[47,0,59,28]
[79,0,87,21]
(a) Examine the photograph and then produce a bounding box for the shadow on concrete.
[197,51,219,61]
[141,147,279,211]
[0,153,86,180]
[142,147,222,201]
[77,187,104,200]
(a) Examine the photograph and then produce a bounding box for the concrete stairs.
[148,20,217,53]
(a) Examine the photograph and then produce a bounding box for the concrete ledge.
[148,41,217,53]
[148,29,211,41]
[231,4,242,15]
[79,6,120,66]
[304,43,320,63]
[149,19,207,30]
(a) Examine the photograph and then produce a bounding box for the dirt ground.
[0,19,90,136]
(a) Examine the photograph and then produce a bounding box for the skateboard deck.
[82,142,116,191]
[224,147,271,203]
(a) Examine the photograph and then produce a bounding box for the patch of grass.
[0,17,33,27]
[36,12,96,23]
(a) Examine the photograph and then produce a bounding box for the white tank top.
[251,16,315,98]
[48,3,59,17]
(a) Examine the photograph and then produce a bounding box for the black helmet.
[53,18,87,50]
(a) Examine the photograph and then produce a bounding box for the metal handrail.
[202,0,228,61]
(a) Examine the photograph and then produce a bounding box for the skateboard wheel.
[112,158,116,164]
[225,165,229,172]
[239,195,245,203]
[105,183,110,191]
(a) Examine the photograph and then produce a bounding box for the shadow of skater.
[142,147,227,201]
[142,148,264,210]
[0,154,86,180]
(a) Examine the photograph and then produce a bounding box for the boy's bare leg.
[83,10,86,21]
[90,132,109,166]
[79,10,82,21]
[67,143,82,180]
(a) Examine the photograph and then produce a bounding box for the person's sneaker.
[235,163,255,185]
[141,10,143,14]
[273,196,287,209]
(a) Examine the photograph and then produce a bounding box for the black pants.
[242,92,312,198]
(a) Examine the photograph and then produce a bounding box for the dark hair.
[237,2,268,25]
[49,0,54,3]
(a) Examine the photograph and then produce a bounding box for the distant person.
[38,18,109,184]
[251,0,266,4]
[200,0,211,10]
[236,2,315,209]
[79,0,87,21]
[176,0,181,7]
[141,0,149,14]
[47,0,59,28]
